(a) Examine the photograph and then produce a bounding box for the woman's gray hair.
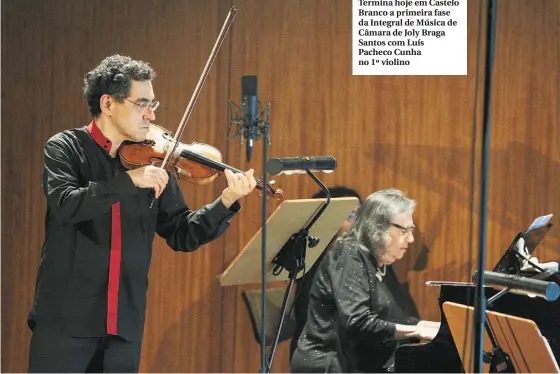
[341,188,416,258]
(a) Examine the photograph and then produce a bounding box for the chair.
[241,287,297,346]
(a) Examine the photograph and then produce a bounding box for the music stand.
[218,197,358,285]
[218,197,358,371]
[493,214,553,275]
[443,301,560,373]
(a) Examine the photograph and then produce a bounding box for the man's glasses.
[390,222,415,236]
[124,98,160,112]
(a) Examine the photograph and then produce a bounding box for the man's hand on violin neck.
[126,165,169,199]
[221,169,257,208]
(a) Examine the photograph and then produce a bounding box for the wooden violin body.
[119,124,222,185]
[119,124,283,199]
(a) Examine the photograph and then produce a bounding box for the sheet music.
[526,214,553,233]
[518,213,554,270]
[492,214,554,274]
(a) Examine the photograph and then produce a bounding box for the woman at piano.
[290,188,440,373]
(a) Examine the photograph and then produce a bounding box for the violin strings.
[181,149,272,193]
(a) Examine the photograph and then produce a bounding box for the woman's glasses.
[390,222,415,236]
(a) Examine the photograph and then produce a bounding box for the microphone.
[242,75,258,162]
[266,156,337,175]
[473,270,560,301]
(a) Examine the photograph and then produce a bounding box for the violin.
[119,124,283,199]
[118,6,282,202]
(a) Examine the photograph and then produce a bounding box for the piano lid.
[425,281,475,287]
[424,281,500,288]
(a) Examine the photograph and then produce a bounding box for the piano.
[395,215,560,372]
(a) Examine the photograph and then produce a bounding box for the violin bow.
[160,6,237,169]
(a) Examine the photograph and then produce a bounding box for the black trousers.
[28,324,142,373]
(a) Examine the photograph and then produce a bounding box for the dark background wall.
[2,0,558,371]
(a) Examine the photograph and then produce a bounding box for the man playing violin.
[27,54,257,372]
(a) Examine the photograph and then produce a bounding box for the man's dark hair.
[311,186,362,203]
[83,54,156,117]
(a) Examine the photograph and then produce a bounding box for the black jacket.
[28,122,239,341]
[290,240,419,373]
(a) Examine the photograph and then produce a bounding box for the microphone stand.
[259,104,271,374]
[474,0,498,372]
[228,87,275,373]
[265,171,330,373]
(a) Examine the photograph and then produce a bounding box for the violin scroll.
[257,180,284,200]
